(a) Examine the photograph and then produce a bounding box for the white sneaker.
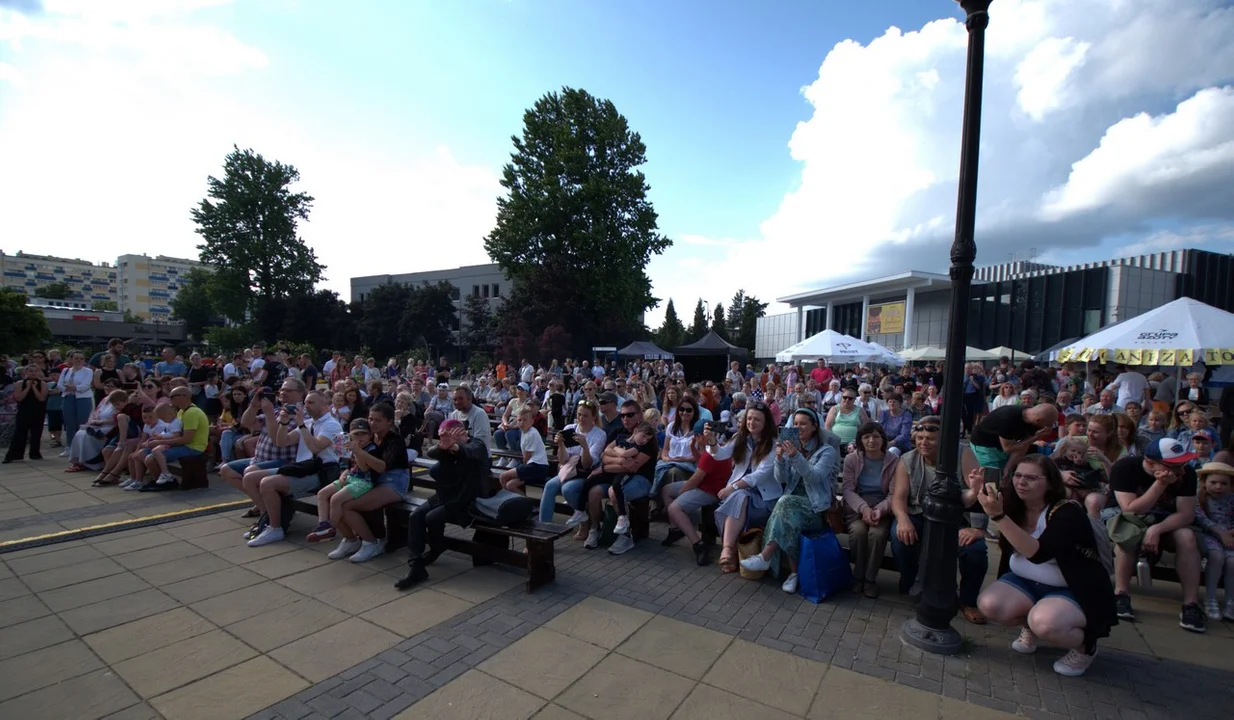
[120,478,139,490]
[584,529,599,549]
[739,554,771,572]
[1012,626,1037,654]
[614,516,630,535]
[608,534,634,555]
[123,480,145,491]
[58,450,69,458]
[1206,600,1222,621]
[565,511,588,527]
[1053,648,1096,677]
[1224,598,1234,621]
[328,538,363,559]
[781,573,799,594]
[156,472,175,484]
[246,526,284,547]
[349,540,384,563]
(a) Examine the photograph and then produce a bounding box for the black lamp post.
[900,0,992,656]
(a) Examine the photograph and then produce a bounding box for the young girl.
[308,419,377,544]
[122,406,167,490]
[1177,411,1212,454]
[331,391,351,424]
[203,372,222,422]
[1139,410,1167,446]
[1195,462,1234,621]
[499,406,550,493]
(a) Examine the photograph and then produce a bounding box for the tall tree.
[33,282,71,300]
[191,146,324,321]
[401,281,458,358]
[727,290,746,342]
[688,299,708,343]
[484,87,672,353]
[654,299,686,349]
[462,293,496,354]
[280,290,356,352]
[736,293,768,353]
[358,283,412,362]
[0,289,50,351]
[170,267,220,340]
[711,301,728,340]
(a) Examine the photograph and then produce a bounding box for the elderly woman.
[704,403,781,573]
[879,393,913,456]
[65,389,129,472]
[976,455,1115,677]
[739,407,838,593]
[842,422,899,597]
[1182,372,1210,407]
[821,379,844,412]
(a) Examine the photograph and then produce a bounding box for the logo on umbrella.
[1136,330,1179,341]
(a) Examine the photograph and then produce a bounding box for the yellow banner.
[1053,347,1234,365]
[1128,349,1142,365]
[1057,348,1072,362]
[1179,349,1194,366]
[1160,350,1176,366]
[867,302,905,335]
[1142,349,1159,366]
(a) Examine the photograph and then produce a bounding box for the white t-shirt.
[520,428,549,466]
[143,421,167,439]
[156,417,183,439]
[519,364,535,383]
[59,366,95,399]
[665,427,695,460]
[1008,511,1068,587]
[223,363,240,380]
[563,424,608,466]
[295,413,343,464]
[323,359,337,374]
[1110,372,1149,408]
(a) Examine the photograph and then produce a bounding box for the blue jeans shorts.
[997,572,1081,610]
[375,468,411,496]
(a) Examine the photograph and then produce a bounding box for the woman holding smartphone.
[540,399,607,530]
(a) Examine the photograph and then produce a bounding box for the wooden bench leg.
[178,457,209,491]
[629,498,650,541]
[525,539,556,592]
[383,505,407,553]
[701,504,719,545]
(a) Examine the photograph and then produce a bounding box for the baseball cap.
[517,382,530,392]
[1144,438,1197,466]
[348,418,372,434]
[598,391,618,404]
[1192,428,1217,443]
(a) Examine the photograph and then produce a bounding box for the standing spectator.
[300,354,319,390]
[962,362,988,436]
[1106,365,1152,409]
[57,350,95,455]
[89,338,131,370]
[3,364,48,463]
[153,347,186,378]
[519,358,535,385]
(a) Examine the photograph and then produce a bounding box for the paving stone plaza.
[1,455,1231,719]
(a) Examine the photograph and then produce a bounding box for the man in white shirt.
[450,386,492,451]
[1106,366,1151,409]
[248,391,343,546]
[323,351,341,376]
[519,359,535,385]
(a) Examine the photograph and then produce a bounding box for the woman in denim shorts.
[326,402,411,563]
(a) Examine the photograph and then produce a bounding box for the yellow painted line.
[0,499,252,548]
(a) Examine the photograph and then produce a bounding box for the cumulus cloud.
[647,0,1234,326]
[0,0,501,296]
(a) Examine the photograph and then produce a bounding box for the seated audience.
[842,422,899,597]
[498,406,550,493]
[704,402,780,573]
[542,400,608,525]
[651,397,702,501]
[1194,461,1234,620]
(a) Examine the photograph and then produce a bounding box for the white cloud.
[647,0,1234,327]
[0,0,501,298]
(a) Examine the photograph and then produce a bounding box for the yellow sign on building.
[867,302,905,335]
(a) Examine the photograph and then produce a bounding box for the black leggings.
[576,472,629,516]
[5,406,45,461]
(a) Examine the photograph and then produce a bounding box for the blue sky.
[1,0,1232,326]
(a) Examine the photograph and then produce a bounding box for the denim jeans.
[220,429,238,463]
[890,514,989,605]
[539,477,584,522]
[62,396,94,443]
[493,427,521,451]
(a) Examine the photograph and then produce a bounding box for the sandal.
[65,463,88,473]
[242,506,261,519]
[719,547,738,574]
[572,526,589,541]
[92,472,121,487]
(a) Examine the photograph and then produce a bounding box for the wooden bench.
[168,453,210,490]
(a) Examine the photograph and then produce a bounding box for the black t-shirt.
[188,366,210,392]
[547,392,565,430]
[262,361,286,390]
[374,432,409,472]
[1109,455,1197,515]
[608,427,658,481]
[302,364,318,389]
[970,405,1037,450]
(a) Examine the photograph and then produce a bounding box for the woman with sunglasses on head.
[825,389,870,454]
[976,454,1115,677]
[704,402,782,573]
[739,407,839,592]
[541,399,608,530]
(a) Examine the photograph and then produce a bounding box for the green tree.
[357,283,413,362]
[191,146,324,322]
[122,310,144,324]
[401,281,459,358]
[462,293,496,354]
[0,289,50,351]
[727,290,745,341]
[484,87,671,353]
[654,299,685,349]
[711,301,728,340]
[170,267,219,340]
[91,300,118,312]
[688,299,708,343]
[280,290,356,353]
[33,282,72,300]
[735,292,768,354]
[203,324,254,352]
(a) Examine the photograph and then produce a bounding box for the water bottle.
[1136,554,1152,588]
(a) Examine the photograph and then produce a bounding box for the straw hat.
[1197,462,1234,478]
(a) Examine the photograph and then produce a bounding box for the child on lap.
[307,418,376,542]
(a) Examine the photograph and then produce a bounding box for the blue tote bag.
[797,530,852,603]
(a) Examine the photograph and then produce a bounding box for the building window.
[492,284,499,297]
[473,285,480,297]
[482,284,490,298]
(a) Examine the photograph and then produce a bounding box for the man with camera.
[3,363,49,463]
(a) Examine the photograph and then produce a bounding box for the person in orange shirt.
[495,361,508,382]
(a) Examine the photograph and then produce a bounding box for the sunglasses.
[679,407,695,414]
[912,424,941,433]
[577,400,596,409]
[842,396,857,401]
[620,412,639,419]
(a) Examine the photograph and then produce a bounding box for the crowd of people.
[2,344,1233,679]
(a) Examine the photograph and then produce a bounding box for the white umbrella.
[965,346,1002,361]
[775,329,882,363]
[987,346,1032,360]
[1057,297,1234,366]
[866,341,906,366]
[900,345,947,361]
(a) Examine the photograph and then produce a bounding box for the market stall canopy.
[774,329,883,363]
[1057,297,1234,366]
[987,346,1032,360]
[1033,337,1081,363]
[866,341,906,366]
[899,346,947,361]
[674,330,748,358]
[965,347,1002,361]
[616,341,673,359]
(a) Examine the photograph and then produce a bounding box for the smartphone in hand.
[779,426,800,445]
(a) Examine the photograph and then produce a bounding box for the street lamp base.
[900,618,963,655]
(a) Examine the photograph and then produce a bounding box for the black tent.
[674,331,748,382]
[617,341,674,359]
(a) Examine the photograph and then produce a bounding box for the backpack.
[1048,500,1114,575]
[472,489,536,526]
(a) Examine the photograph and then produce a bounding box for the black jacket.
[426,437,489,521]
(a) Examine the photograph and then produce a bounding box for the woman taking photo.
[705,403,781,573]
[739,408,839,593]
[540,399,608,529]
[976,455,1115,677]
[841,423,899,597]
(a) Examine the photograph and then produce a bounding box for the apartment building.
[116,254,206,321]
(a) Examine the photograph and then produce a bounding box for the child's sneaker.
[565,510,587,527]
[584,529,599,549]
[1205,599,1222,621]
[1224,597,1234,622]
[614,516,630,535]
[306,522,335,543]
[349,540,384,563]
